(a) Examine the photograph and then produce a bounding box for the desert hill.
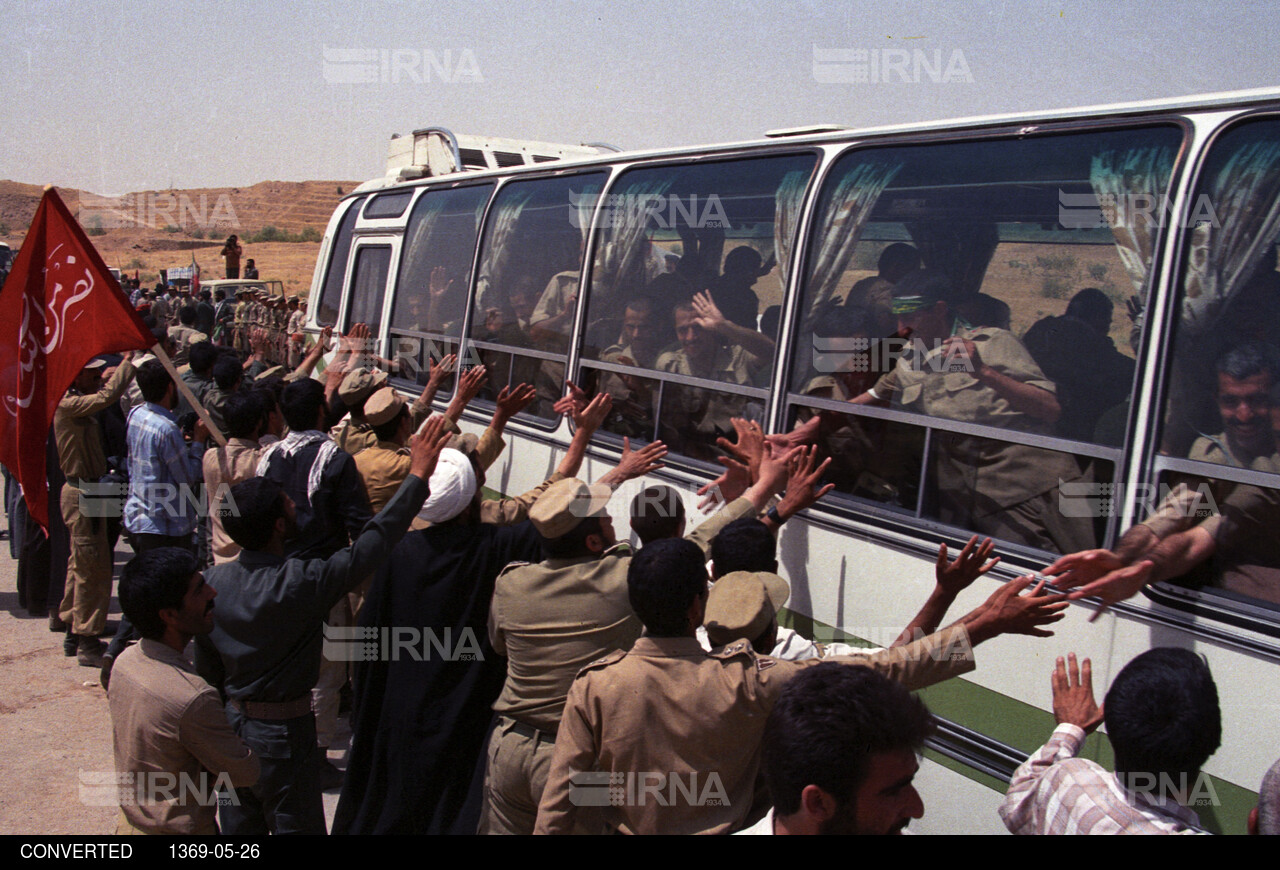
[0,179,361,295]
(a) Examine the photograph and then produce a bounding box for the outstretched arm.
[893,536,1000,647]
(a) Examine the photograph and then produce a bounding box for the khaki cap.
[254,365,284,381]
[529,477,613,540]
[703,571,791,648]
[364,387,406,427]
[339,367,389,406]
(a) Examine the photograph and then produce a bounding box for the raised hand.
[409,414,455,481]
[494,382,537,423]
[1051,652,1104,733]
[964,575,1069,644]
[936,536,1000,598]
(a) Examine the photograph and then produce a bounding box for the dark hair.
[135,359,173,403]
[627,537,707,637]
[1065,287,1113,327]
[763,664,934,817]
[223,391,265,440]
[188,340,218,376]
[280,377,326,432]
[818,304,873,339]
[179,305,197,326]
[629,485,685,545]
[878,242,921,276]
[1105,648,1221,789]
[540,515,605,560]
[118,548,199,640]
[220,477,285,552]
[1216,341,1280,383]
[213,353,244,391]
[892,269,953,306]
[710,517,777,579]
[371,405,409,442]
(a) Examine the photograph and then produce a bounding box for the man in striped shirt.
[1000,649,1221,835]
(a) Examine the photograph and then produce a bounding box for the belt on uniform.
[230,696,312,720]
[501,715,555,744]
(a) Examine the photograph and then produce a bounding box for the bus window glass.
[316,196,365,327]
[389,183,492,385]
[470,172,605,418]
[785,125,1181,555]
[344,245,392,334]
[1151,116,1280,609]
[363,190,414,220]
[580,153,817,457]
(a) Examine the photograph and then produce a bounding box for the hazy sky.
[4,0,1278,193]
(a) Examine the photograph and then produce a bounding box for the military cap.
[703,571,791,648]
[529,477,613,540]
[339,367,389,406]
[254,365,285,381]
[365,387,406,427]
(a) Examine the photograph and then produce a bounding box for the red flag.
[0,188,153,529]
[192,255,200,295]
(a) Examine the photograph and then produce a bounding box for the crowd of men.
[4,273,1279,833]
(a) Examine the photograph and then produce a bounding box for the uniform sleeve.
[997,724,1086,835]
[58,359,135,417]
[684,496,757,559]
[818,624,976,691]
[534,676,598,835]
[479,471,566,526]
[473,426,506,472]
[179,686,260,788]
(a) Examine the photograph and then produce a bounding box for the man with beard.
[335,394,630,835]
[740,663,933,835]
[194,417,452,834]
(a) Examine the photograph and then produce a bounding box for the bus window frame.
[1131,108,1280,632]
[571,148,823,462]
[774,117,1191,563]
[386,180,496,393]
[455,167,611,432]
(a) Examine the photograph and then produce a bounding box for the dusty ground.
[0,537,346,835]
[0,178,360,297]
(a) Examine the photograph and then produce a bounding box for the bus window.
[579,153,817,460]
[344,244,392,334]
[1149,116,1280,610]
[389,183,492,387]
[315,196,365,327]
[469,172,605,419]
[785,125,1182,555]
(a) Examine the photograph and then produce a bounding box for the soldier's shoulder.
[579,648,628,674]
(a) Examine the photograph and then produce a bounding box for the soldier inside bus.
[655,292,773,460]
[1050,340,1280,605]
[596,296,663,439]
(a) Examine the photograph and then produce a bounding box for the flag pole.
[149,342,228,448]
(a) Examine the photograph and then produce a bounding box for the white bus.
[308,100,1280,833]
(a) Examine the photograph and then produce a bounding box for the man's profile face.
[175,571,217,636]
[826,748,924,835]
[622,306,657,355]
[1217,371,1274,457]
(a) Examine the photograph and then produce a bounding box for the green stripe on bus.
[780,609,1256,834]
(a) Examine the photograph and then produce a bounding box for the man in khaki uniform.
[534,541,1067,835]
[852,270,1092,555]
[655,295,773,460]
[331,367,389,457]
[482,433,761,835]
[55,353,136,664]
